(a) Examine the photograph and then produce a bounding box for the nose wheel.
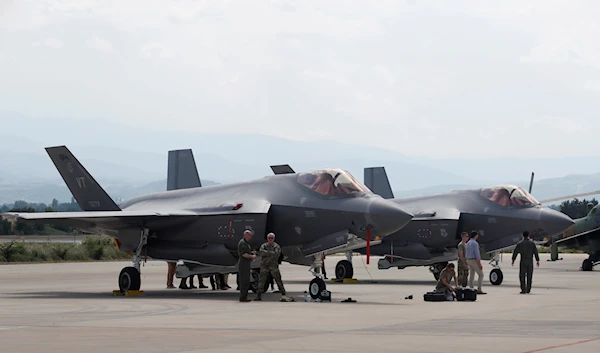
[488,252,503,285]
[309,278,326,299]
[489,268,503,285]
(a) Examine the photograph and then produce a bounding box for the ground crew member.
[255,233,286,300]
[457,232,469,287]
[434,263,457,301]
[237,230,256,302]
[166,261,176,289]
[466,231,486,294]
[511,230,540,294]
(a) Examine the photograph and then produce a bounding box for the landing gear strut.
[429,262,448,281]
[488,252,503,285]
[308,254,328,299]
[118,228,148,293]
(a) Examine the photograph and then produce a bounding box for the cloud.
[139,42,173,59]
[32,37,64,48]
[524,116,583,134]
[86,37,115,53]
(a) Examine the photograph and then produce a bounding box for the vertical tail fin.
[270,164,295,175]
[364,167,394,199]
[167,149,201,191]
[45,146,121,211]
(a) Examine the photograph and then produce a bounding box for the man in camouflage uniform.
[434,263,457,301]
[457,232,469,287]
[511,230,540,294]
[254,232,286,300]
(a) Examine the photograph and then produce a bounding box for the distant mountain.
[3,111,600,203]
[0,178,220,205]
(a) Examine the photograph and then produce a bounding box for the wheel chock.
[329,278,358,283]
[125,290,144,296]
[112,290,144,296]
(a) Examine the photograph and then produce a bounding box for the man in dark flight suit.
[237,230,256,302]
[512,231,540,294]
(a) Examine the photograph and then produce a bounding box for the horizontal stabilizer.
[167,149,201,190]
[270,164,295,175]
[364,167,394,199]
[45,146,120,211]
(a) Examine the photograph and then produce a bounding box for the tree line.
[0,198,82,235]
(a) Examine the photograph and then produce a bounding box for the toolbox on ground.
[423,291,448,302]
[455,287,477,301]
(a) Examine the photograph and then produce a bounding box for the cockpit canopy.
[297,169,370,197]
[480,185,540,207]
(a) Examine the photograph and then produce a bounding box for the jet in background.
[539,189,600,271]
[271,165,574,285]
[5,147,412,298]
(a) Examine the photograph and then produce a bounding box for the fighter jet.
[537,189,600,271]
[5,147,413,298]
[271,165,574,285]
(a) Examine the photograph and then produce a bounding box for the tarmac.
[0,253,598,353]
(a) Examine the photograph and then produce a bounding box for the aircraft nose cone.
[539,208,574,237]
[367,199,413,237]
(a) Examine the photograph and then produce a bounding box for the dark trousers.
[519,263,534,293]
[238,261,251,300]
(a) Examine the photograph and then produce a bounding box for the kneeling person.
[434,263,457,301]
[255,233,286,300]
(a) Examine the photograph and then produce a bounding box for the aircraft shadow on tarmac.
[284,279,435,286]
[6,290,409,305]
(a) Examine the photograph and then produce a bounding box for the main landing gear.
[429,262,448,281]
[335,251,354,280]
[581,251,599,271]
[488,252,503,285]
[118,229,148,293]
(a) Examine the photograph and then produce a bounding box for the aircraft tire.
[119,267,141,293]
[433,272,440,281]
[335,260,354,280]
[489,268,503,285]
[309,278,326,299]
[582,259,593,271]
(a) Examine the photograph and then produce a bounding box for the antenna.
[528,172,535,194]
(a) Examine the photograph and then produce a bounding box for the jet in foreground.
[271,165,574,285]
[5,147,413,297]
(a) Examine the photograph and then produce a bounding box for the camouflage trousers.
[258,266,286,295]
[457,264,469,287]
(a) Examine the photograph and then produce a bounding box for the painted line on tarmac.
[523,336,600,353]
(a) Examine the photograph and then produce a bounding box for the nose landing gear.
[488,252,503,285]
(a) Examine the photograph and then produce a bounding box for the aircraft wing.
[553,226,600,247]
[6,203,270,231]
[5,210,197,230]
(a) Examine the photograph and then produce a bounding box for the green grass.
[0,236,131,263]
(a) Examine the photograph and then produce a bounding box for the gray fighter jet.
[5,147,412,297]
[271,165,574,285]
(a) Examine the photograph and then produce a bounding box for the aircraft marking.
[75,177,86,188]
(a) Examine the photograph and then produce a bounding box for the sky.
[1,0,600,159]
